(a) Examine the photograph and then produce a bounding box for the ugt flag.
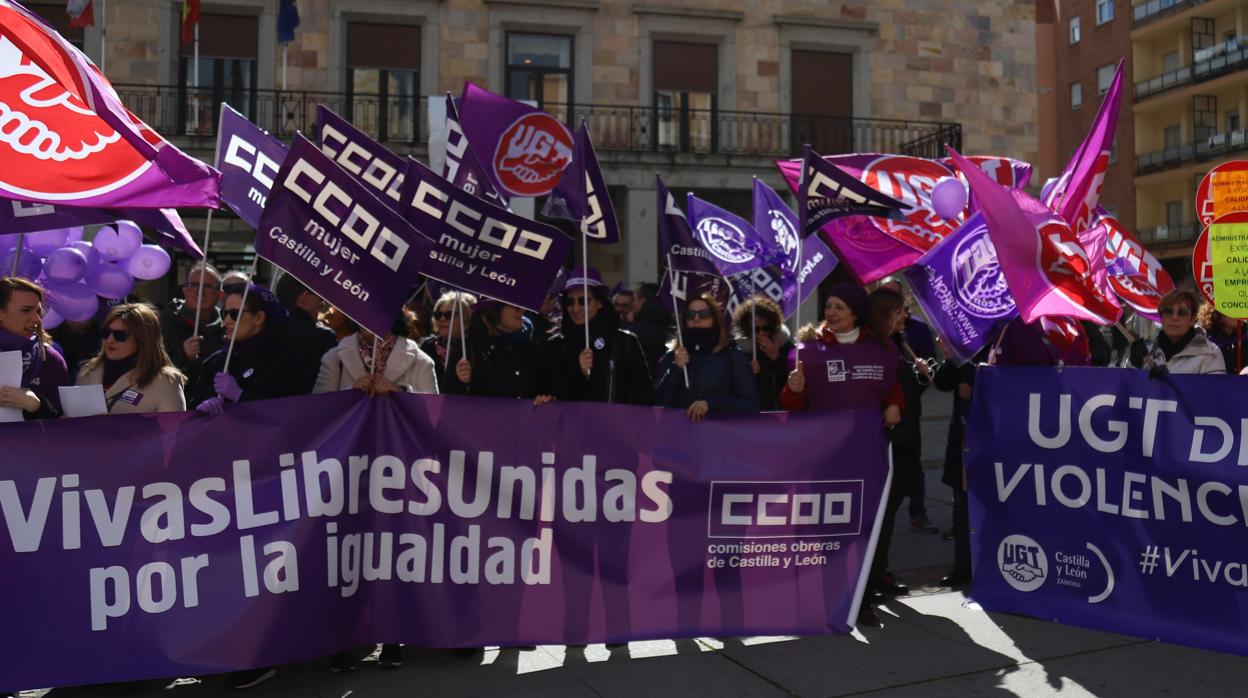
[257,135,432,337]
[443,94,510,210]
[751,179,837,317]
[543,122,619,243]
[797,145,904,238]
[685,193,780,278]
[458,82,573,198]
[216,104,288,229]
[1044,60,1123,234]
[1095,206,1174,321]
[656,176,717,276]
[0,1,220,209]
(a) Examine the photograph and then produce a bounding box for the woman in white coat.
[315,310,439,396]
[78,303,187,414]
[1126,289,1226,376]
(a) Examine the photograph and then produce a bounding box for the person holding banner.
[419,291,477,389]
[732,296,793,411]
[315,310,438,396]
[190,285,294,414]
[160,263,225,392]
[1197,303,1247,373]
[0,277,69,420]
[539,268,654,405]
[446,300,550,401]
[655,294,758,421]
[78,303,186,414]
[1126,290,1226,376]
[274,274,338,395]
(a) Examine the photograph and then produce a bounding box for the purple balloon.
[125,244,171,281]
[0,247,43,280]
[41,307,64,330]
[92,222,143,262]
[44,246,90,284]
[85,262,134,299]
[69,240,100,270]
[930,177,968,220]
[25,228,73,256]
[45,281,99,322]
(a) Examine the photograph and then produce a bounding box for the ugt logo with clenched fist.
[492,112,573,197]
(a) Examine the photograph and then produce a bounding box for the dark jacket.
[540,315,654,405]
[735,325,794,411]
[655,342,758,412]
[281,307,339,395]
[627,300,672,380]
[160,298,225,391]
[189,332,297,407]
[933,359,977,490]
[445,322,544,399]
[418,335,456,393]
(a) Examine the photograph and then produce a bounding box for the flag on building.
[66,0,92,28]
[277,0,299,44]
[181,0,199,45]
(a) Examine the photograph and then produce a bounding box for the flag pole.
[191,22,200,132]
[795,234,803,368]
[582,229,591,376]
[282,43,288,92]
[222,257,259,376]
[9,233,23,276]
[665,254,690,388]
[99,0,107,74]
[444,295,457,375]
[191,209,214,340]
[457,293,468,368]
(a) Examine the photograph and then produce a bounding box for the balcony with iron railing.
[113,84,961,160]
[1136,129,1248,174]
[1132,0,1209,28]
[1135,37,1248,100]
[1137,222,1200,247]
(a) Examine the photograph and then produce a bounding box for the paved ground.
[28,391,1248,696]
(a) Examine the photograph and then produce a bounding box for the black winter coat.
[654,343,759,412]
[540,323,654,405]
[445,332,544,399]
[161,298,225,392]
[932,359,977,490]
[189,332,298,407]
[281,308,339,395]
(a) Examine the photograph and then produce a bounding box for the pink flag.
[1045,60,1123,234]
[0,1,220,209]
[949,147,1121,325]
[819,218,920,285]
[1094,206,1173,321]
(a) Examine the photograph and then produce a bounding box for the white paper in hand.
[0,350,24,423]
[59,385,108,418]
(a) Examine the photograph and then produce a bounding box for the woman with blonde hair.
[79,303,186,414]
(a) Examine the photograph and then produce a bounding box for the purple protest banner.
[901,213,1016,364]
[0,391,890,689]
[256,135,432,336]
[315,105,408,208]
[458,82,574,198]
[443,95,510,210]
[968,366,1248,658]
[0,203,204,258]
[796,145,905,238]
[543,122,620,244]
[685,193,780,278]
[216,104,288,229]
[657,176,718,276]
[752,180,837,317]
[660,267,731,317]
[0,2,220,210]
[400,157,572,312]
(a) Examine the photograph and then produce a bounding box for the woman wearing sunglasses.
[656,294,758,422]
[190,284,296,414]
[418,291,476,390]
[79,303,186,414]
[731,296,793,411]
[1126,289,1226,375]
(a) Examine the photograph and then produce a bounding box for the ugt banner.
[0,393,889,689]
[967,367,1248,657]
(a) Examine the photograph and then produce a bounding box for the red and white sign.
[860,155,958,252]
[1193,225,1214,304]
[491,112,573,198]
[1197,160,1248,228]
[1095,209,1174,319]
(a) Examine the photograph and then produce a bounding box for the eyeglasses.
[223,283,248,296]
[99,328,130,342]
[432,311,455,321]
[222,308,254,321]
[685,308,714,321]
[562,296,589,307]
[753,324,774,334]
[1159,307,1192,318]
[183,281,221,293]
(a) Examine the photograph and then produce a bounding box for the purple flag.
[315,105,407,209]
[1045,61,1123,234]
[443,95,511,210]
[216,103,288,230]
[657,176,718,276]
[0,391,889,689]
[751,179,837,316]
[0,2,220,209]
[659,267,731,318]
[0,203,203,258]
[901,213,1016,364]
[543,122,620,244]
[256,135,432,337]
[797,145,905,238]
[685,193,780,278]
[122,208,204,258]
[458,82,574,198]
[400,158,572,312]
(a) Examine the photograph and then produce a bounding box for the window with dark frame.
[179,13,258,135]
[652,40,717,152]
[505,33,573,122]
[347,22,420,143]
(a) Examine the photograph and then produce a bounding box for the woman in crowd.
[779,283,903,627]
[539,268,653,405]
[0,277,69,420]
[1126,290,1226,375]
[732,296,794,411]
[447,300,550,401]
[656,294,758,420]
[1197,303,1247,373]
[78,303,185,413]
[315,309,438,397]
[190,284,295,415]
[419,291,476,390]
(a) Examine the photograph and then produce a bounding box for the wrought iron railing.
[1132,0,1207,28]
[1137,223,1199,246]
[1136,129,1248,174]
[112,84,962,158]
[1135,41,1248,101]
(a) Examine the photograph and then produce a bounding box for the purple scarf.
[0,327,42,388]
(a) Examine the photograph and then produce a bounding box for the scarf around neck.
[0,327,41,388]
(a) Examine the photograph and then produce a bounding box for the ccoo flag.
[443,94,510,210]
[543,122,619,244]
[797,145,905,238]
[216,103,288,229]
